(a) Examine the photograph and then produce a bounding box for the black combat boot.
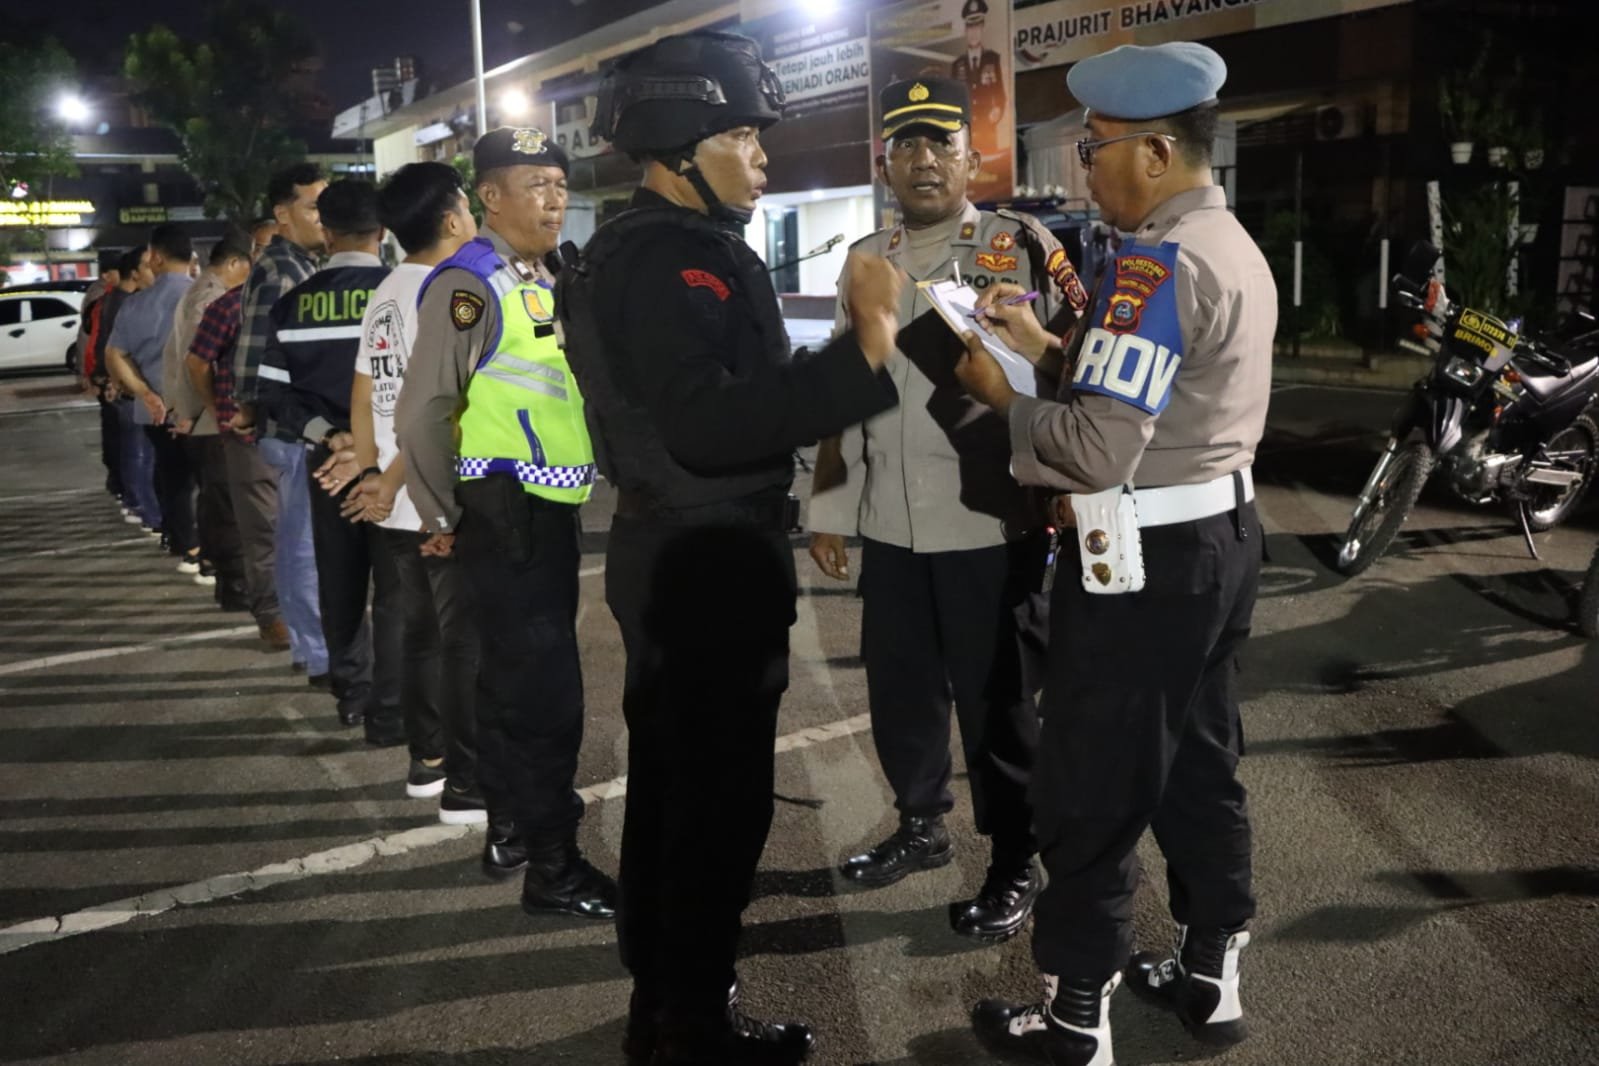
[972,972,1119,1065]
[948,856,1041,942]
[480,811,528,880]
[1128,924,1251,1045]
[838,815,952,888]
[653,980,814,1066]
[519,838,617,920]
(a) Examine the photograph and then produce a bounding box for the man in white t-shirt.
[318,163,487,829]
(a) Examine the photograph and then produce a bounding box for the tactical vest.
[556,207,794,512]
[421,237,595,505]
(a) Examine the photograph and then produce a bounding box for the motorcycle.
[1337,243,1599,576]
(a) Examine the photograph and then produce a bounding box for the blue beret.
[1066,42,1226,121]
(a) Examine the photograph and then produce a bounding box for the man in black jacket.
[562,30,903,1066]
[258,180,400,742]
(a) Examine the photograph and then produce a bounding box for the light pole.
[470,0,487,138]
[48,93,90,278]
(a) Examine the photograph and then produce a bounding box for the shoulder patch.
[451,289,486,331]
[1071,240,1185,415]
[681,269,730,301]
[1046,248,1089,313]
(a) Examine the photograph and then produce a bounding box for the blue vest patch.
[1072,240,1183,415]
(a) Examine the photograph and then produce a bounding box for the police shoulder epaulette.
[848,230,883,252]
[993,207,1053,242]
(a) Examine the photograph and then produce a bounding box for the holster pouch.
[455,474,535,564]
[1070,484,1145,595]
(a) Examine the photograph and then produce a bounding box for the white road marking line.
[0,710,877,955]
[0,535,147,564]
[0,486,104,503]
[0,625,261,677]
[578,565,604,577]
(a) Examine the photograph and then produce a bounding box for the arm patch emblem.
[681,269,730,301]
[451,290,486,331]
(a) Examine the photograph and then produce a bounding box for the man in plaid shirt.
[229,163,328,677]
[189,281,289,652]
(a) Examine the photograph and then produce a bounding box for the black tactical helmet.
[593,30,785,158]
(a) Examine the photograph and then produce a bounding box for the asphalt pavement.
[0,375,1594,1066]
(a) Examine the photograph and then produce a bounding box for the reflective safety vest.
[423,237,595,505]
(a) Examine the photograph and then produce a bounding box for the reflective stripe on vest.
[457,267,594,504]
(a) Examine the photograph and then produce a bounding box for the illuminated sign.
[0,200,95,226]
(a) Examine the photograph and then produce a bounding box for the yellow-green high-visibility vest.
[447,243,594,505]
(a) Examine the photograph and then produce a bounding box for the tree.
[124,2,315,223]
[0,38,78,197]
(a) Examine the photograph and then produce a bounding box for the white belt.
[1133,467,1254,528]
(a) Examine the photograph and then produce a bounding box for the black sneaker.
[405,759,447,799]
[839,815,952,888]
[439,784,488,825]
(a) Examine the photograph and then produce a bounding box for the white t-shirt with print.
[356,262,431,532]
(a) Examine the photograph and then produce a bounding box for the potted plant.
[1439,78,1478,164]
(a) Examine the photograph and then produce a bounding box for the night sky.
[4,0,574,113]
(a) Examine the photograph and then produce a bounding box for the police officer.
[954,43,1274,1065]
[395,128,616,916]
[810,76,1085,943]
[561,30,903,1066]
[951,0,1006,155]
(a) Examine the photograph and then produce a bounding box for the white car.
[0,288,85,372]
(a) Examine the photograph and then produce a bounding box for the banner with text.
[1013,0,1409,71]
[869,0,1015,205]
[743,4,872,121]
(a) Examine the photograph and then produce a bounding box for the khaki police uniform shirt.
[395,226,537,534]
[810,200,1064,551]
[1008,185,1275,494]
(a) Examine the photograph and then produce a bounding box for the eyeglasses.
[1075,132,1178,169]
[887,135,964,160]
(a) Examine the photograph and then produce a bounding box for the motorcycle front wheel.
[1523,415,1599,532]
[1578,542,1599,639]
[1337,441,1436,576]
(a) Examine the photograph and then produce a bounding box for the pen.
[968,290,1040,318]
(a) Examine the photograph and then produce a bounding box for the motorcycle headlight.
[1443,356,1484,387]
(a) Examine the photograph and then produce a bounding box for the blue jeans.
[117,401,161,529]
[257,437,327,675]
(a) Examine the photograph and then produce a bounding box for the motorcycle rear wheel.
[1522,415,1599,533]
[1337,441,1436,576]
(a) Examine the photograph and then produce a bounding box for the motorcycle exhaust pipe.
[1523,466,1583,488]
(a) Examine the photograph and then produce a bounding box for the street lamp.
[499,88,531,120]
[47,92,92,275]
[57,94,90,125]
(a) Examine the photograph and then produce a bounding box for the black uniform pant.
[1031,503,1260,982]
[98,394,124,498]
[186,435,245,599]
[222,435,281,627]
[454,476,585,839]
[860,536,1045,861]
[305,445,402,733]
[146,425,196,555]
[607,514,795,1021]
[385,528,480,785]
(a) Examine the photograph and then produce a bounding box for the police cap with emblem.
[961,0,988,24]
[1066,41,1227,121]
[473,125,570,178]
[880,77,971,141]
